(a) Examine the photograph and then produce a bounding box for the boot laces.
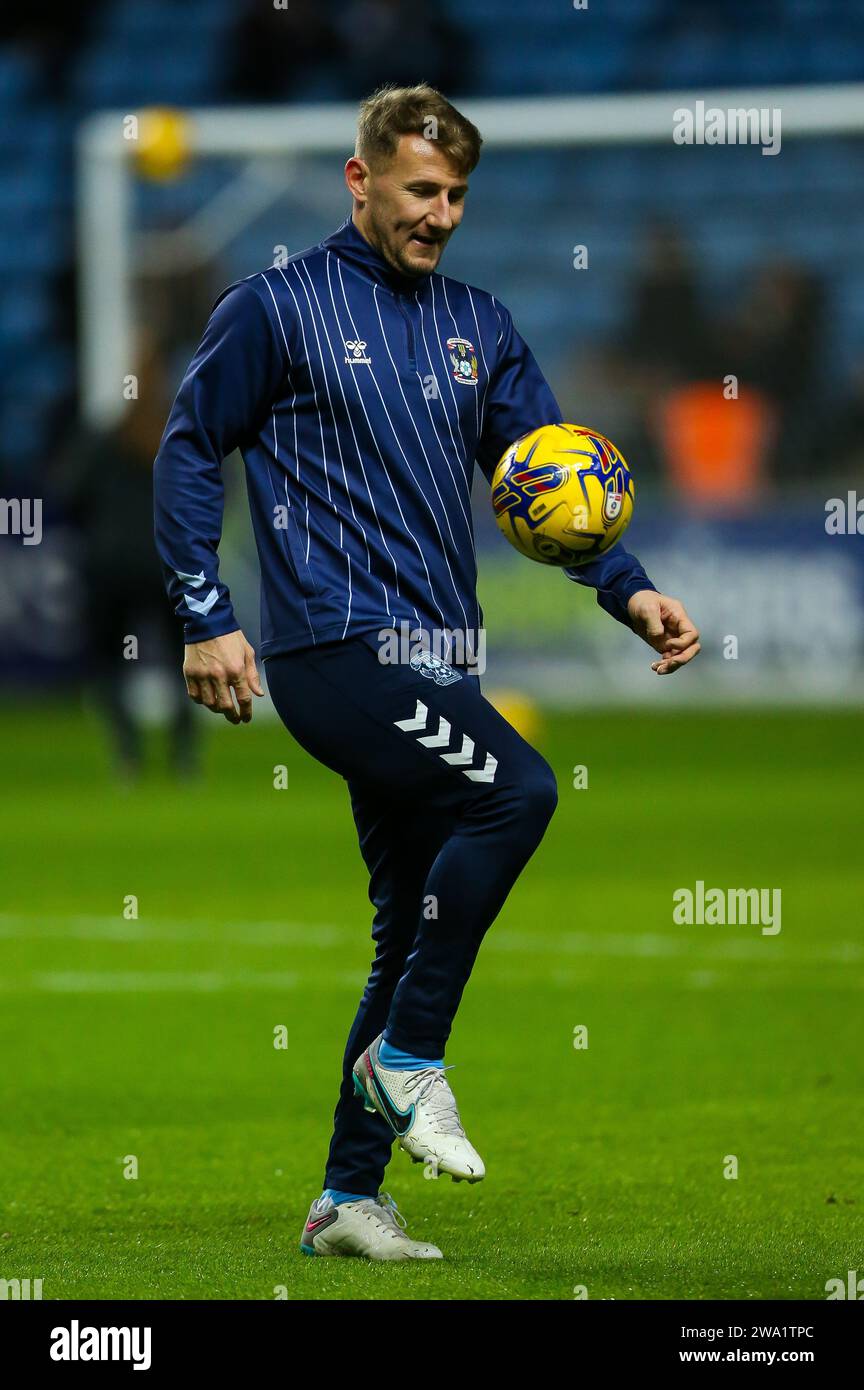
[370,1191,408,1237]
[404,1066,464,1136]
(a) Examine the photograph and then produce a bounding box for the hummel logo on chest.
[344,339,372,366]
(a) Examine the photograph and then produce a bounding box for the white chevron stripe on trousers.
[440,734,473,766]
[464,752,498,783]
[417,717,450,748]
[392,703,498,783]
[393,700,428,732]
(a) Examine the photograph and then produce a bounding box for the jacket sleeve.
[476,298,657,629]
[153,278,287,643]
[474,298,562,485]
[562,547,656,628]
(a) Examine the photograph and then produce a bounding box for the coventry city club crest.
[446,336,478,386]
[409,649,462,685]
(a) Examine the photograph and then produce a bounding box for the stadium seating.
[0,0,863,475]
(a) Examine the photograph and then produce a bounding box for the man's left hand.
[627,591,701,675]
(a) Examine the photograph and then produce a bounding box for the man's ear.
[345,156,370,205]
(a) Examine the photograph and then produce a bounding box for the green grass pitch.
[0,704,861,1300]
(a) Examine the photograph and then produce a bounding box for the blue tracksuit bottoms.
[266,629,557,1194]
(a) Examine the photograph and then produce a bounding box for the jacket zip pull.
[398,297,417,373]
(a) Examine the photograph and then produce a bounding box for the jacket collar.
[321,216,434,298]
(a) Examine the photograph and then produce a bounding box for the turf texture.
[0,704,861,1300]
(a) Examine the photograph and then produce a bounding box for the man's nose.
[425,193,453,230]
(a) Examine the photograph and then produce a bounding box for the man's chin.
[398,242,443,277]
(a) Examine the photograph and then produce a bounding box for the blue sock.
[322,1188,371,1205]
[379,1036,444,1070]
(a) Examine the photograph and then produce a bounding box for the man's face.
[351,134,469,278]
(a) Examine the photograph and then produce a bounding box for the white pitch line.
[492,928,864,964]
[0,968,370,994]
[21,971,300,993]
[0,914,860,966]
[0,915,344,946]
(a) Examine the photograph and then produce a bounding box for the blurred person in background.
[724,259,826,483]
[229,0,343,102]
[0,0,105,95]
[819,358,864,486]
[228,0,471,102]
[333,0,472,98]
[58,333,199,781]
[618,221,733,504]
[616,229,828,507]
[623,220,718,386]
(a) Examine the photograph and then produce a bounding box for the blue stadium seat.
[0,284,55,344]
[0,47,43,106]
[71,39,227,110]
[2,0,864,477]
[0,215,57,274]
[476,32,632,95]
[803,34,864,82]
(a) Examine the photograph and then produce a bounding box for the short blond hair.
[356,84,482,175]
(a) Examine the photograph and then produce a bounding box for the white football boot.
[299,1191,443,1260]
[352,1034,485,1183]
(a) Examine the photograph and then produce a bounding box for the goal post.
[77,82,864,428]
[74,82,864,705]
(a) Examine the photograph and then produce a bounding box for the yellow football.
[491,423,635,566]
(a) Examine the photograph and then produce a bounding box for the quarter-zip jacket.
[153,216,655,657]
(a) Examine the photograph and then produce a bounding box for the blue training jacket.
[153,216,655,658]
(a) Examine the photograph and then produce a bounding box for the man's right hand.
[183,630,264,724]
